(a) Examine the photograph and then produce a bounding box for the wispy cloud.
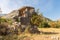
[0,0,53,14]
[0,0,10,13]
[0,0,60,20]
[0,0,27,14]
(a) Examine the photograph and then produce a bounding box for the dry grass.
[38,28,60,34]
[32,28,60,40]
[1,28,60,40]
[21,28,60,40]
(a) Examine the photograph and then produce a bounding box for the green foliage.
[42,22,50,28]
[30,11,52,28]
[55,21,60,28]
[0,17,12,24]
[0,18,7,23]
[56,25,60,28]
[31,14,43,26]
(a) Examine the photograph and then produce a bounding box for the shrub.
[0,17,12,24]
[42,22,50,28]
[0,23,15,35]
[0,23,8,35]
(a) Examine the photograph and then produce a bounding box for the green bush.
[0,17,12,24]
[0,23,15,35]
[42,22,50,28]
[55,24,60,28]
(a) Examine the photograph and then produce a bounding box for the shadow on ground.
[41,31,59,34]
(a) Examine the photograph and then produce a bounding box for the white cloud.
[0,0,10,14]
[0,0,25,14]
[0,0,53,14]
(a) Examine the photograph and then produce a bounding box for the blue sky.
[0,0,60,20]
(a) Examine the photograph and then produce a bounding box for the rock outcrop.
[2,6,40,34]
[2,10,19,19]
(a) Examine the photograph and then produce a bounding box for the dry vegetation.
[32,28,60,40]
[22,28,60,40]
[0,7,60,40]
[0,28,60,40]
